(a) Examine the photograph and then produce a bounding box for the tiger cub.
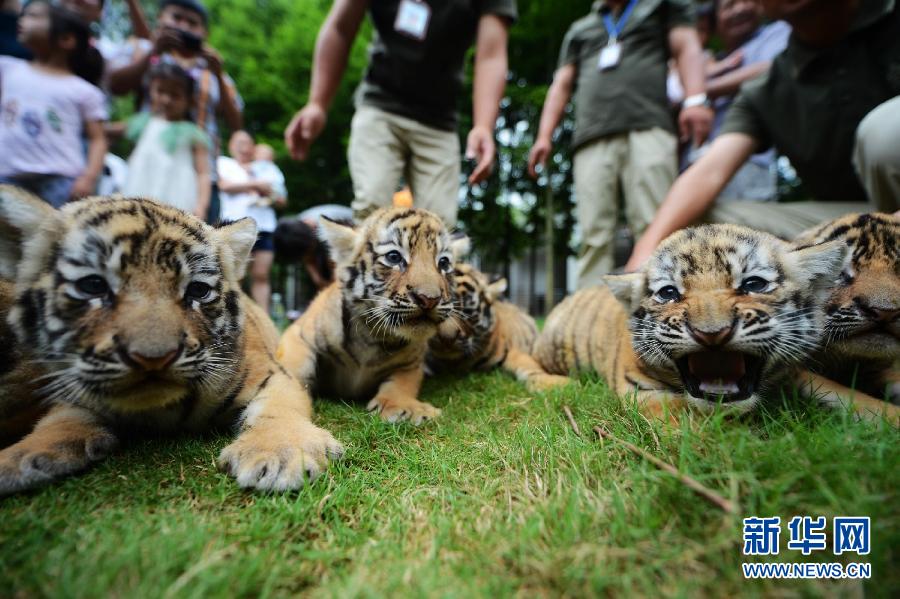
[277,207,457,425]
[794,213,900,414]
[0,187,343,494]
[533,223,865,421]
[0,277,45,445]
[427,262,569,391]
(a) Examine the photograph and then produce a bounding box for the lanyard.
[601,0,640,43]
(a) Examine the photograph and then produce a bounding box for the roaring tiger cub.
[0,187,343,494]
[277,207,457,425]
[426,262,569,391]
[794,213,900,413]
[534,223,861,420]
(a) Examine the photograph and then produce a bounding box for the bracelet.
[682,93,710,109]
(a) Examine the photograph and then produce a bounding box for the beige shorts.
[348,105,461,226]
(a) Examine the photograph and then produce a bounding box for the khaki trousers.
[574,128,677,288]
[348,105,460,226]
[704,96,900,237]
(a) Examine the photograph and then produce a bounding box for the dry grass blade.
[563,405,581,436]
[592,426,737,514]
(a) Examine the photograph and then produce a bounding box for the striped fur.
[0,278,45,444]
[0,187,343,494]
[277,207,456,425]
[534,224,849,420]
[427,263,569,391]
[794,213,900,411]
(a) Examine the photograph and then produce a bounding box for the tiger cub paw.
[366,395,441,425]
[525,373,572,393]
[0,427,118,496]
[218,421,345,491]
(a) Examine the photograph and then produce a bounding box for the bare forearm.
[125,0,152,39]
[674,33,707,97]
[218,78,243,130]
[706,62,770,99]
[536,76,572,142]
[218,180,259,194]
[472,16,508,131]
[309,13,360,108]
[83,129,107,182]
[108,52,150,96]
[193,147,211,218]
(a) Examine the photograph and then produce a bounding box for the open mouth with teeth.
[675,351,764,403]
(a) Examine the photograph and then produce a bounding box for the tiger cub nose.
[128,348,180,372]
[409,291,440,311]
[688,324,734,347]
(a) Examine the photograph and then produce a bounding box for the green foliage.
[2,373,898,596]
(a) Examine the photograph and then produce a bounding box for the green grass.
[1,373,898,598]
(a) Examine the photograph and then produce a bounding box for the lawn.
[1,372,897,598]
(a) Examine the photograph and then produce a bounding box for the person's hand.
[707,49,743,77]
[285,103,327,161]
[679,104,714,147]
[527,137,552,179]
[254,181,273,196]
[152,27,182,55]
[193,207,208,221]
[465,125,495,184]
[202,45,224,77]
[70,176,96,200]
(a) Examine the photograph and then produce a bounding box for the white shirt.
[217,156,277,233]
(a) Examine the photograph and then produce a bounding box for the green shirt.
[720,0,900,203]
[357,0,518,131]
[559,0,694,151]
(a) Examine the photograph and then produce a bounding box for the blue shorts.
[0,174,74,208]
[253,231,275,253]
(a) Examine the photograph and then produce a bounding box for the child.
[0,1,107,207]
[122,61,211,219]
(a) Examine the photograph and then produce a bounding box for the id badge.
[598,42,622,71]
[395,0,431,41]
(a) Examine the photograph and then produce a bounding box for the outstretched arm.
[527,63,576,179]
[625,132,756,271]
[466,14,510,184]
[284,0,369,160]
[669,25,713,146]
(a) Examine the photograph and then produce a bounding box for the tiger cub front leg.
[0,404,118,495]
[367,366,440,425]
[218,370,344,491]
[502,349,571,392]
[623,389,691,427]
[799,370,900,427]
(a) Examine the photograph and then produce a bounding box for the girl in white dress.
[122,61,211,219]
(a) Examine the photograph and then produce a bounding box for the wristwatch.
[682,93,711,109]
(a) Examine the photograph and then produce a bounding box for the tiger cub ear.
[318,216,358,264]
[215,217,257,280]
[450,235,471,261]
[0,184,60,279]
[603,272,647,313]
[787,238,848,294]
[486,277,507,301]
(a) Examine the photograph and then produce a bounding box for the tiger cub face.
[0,189,257,414]
[794,213,899,362]
[319,207,456,340]
[607,224,846,413]
[435,263,507,357]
